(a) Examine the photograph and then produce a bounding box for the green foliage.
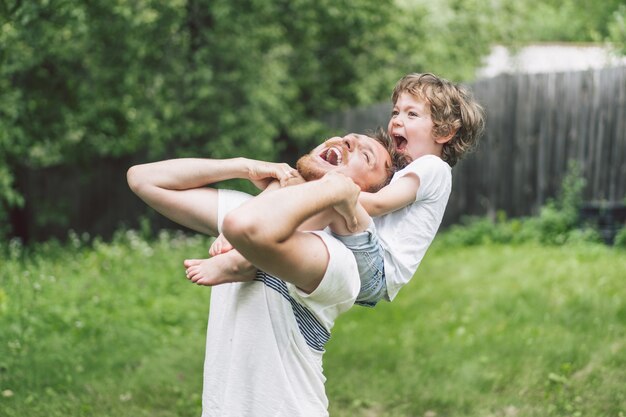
[394,0,495,82]
[0,0,417,167]
[482,0,626,44]
[445,213,524,246]
[614,226,626,248]
[529,161,588,245]
[0,0,419,236]
[607,5,626,54]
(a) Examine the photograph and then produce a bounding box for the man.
[127,132,395,417]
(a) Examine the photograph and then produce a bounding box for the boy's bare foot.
[209,233,234,256]
[184,250,257,286]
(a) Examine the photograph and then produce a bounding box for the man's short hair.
[366,127,410,192]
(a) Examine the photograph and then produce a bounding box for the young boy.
[185,73,485,304]
[341,72,485,304]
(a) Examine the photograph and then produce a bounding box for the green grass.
[0,230,212,417]
[326,242,626,417]
[1,232,625,416]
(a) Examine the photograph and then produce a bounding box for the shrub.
[440,161,604,247]
[614,226,626,247]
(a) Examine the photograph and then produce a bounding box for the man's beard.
[296,154,326,182]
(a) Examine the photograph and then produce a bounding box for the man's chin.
[296,155,327,182]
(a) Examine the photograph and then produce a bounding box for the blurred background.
[1,0,625,243]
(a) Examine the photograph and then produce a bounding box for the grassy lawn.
[1,231,624,416]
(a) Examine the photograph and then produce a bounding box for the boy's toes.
[184,259,202,267]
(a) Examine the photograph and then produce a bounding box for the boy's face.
[388,92,445,160]
[296,133,391,192]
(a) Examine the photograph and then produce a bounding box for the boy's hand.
[245,160,298,189]
[323,172,361,232]
[263,172,306,192]
[281,172,306,187]
[209,233,233,256]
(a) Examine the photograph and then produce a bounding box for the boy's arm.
[358,173,421,217]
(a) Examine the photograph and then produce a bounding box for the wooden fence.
[11,155,183,242]
[10,66,626,241]
[326,66,626,226]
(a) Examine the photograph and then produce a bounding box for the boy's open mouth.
[320,147,343,166]
[393,134,407,152]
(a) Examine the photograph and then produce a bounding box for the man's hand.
[322,172,361,232]
[246,160,298,189]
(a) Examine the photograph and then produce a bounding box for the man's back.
[201,190,360,417]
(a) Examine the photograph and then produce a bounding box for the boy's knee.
[222,211,260,246]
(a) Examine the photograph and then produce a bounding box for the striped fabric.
[255,271,330,352]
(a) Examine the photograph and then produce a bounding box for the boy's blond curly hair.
[392,73,485,167]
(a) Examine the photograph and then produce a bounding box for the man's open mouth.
[393,134,407,152]
[320,147,343,166]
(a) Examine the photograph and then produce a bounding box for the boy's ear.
[435,129,457,144]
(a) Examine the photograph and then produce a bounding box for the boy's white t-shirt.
[201,189,360,417]
[374,155,452,301]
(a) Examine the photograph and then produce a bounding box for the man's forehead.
[352,133,375,146]
[312,133,387,156]
[356,134,386,153]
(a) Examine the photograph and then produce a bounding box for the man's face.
[296,133,391,191]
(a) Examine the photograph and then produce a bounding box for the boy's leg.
[327,202,372,236]
[222,175,364,293]
[331,222,387,307]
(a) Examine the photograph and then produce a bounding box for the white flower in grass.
[119,392,132,402]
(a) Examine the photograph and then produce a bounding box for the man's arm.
[127,157,296,236]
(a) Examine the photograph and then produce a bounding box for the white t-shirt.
[201,189,360,417]
[374,155,452,301]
